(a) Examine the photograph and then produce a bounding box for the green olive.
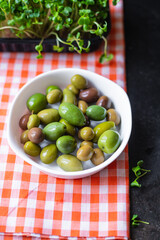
[59,119,76,136]
[93,121,115,143]
[59,102,86,127]
[46,85,61,95]
[78,100,88,114]
[47,89,62,104]
[27,93,47,114]
[40,144,58,164]
[107,108,121,125]
[86,105,106,121]
[56,135,77,154]
[98,130,121,154]
[62,88,77,105]
[27,114,40,130]
[91,148,105,166]
[80,141,93,148]
[20,130,29,144]
[77,145,94,161]
[24,141,41,157]
[78,127,94,141]
[67,84,79,95]
[38,109,60,125]
[71,74,87,89]
[42,122,66,141]
[57,154,83,171]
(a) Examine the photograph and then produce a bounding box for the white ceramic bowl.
[7,68,132,179]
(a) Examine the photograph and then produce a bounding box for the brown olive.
[80,141,93,148]
[77,145,94,161]
[28,127,44,144]
[78,130,83,140]
[84,115,90,127]
[78,100,88,114]
[20,130,29,144]
[79,88,99,103]
[107,108,120,125]
[96,96,112,110]
[19,113,30,130]
[78,127,94,141]
[91,148,105,166]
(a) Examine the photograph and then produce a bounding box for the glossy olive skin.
[56,135,77,154]
[59,102,86,127]
[19,113,30,130]
[28,127,44,144]
[24,141,41,156]
[42,122,66,141]
[57,154,83,171]
[71,74,87,90]
[77,115,90,129]
[107,108,121,125]
[78,127,94,141]
[80,141,93,148]
[78,100,88,114]
[46,85,61,95]
[27,114,40,130]
[62,88,77,105]
[98,130,121,154]
[59,119,76,136]
[91,148,104,166]
[40,144,58,164]
[67,84,79,95]
[38,109,60,125]
[77,145,94,161]
[93,121,115,142]
[20,130,29,144]
[79,88,99,103]
[27,93,47,114]
[47,89,62,104]
[86,105,107,121]
[96,96,112,110]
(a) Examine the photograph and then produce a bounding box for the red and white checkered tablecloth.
[0,1,130,239]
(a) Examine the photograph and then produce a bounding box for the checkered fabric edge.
[0,0,130,239]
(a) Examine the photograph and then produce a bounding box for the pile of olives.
[19,74,121,172]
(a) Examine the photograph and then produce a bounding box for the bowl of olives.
[7,68,132,179]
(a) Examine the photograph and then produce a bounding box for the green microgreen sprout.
[0,0,119,63]
[131,214,149,226]
[130,160,151,187]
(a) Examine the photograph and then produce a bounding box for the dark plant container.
[0,8,111,53]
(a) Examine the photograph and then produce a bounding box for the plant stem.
[134,220,149,225]
[0,26,41,38]
[47,31,72,46]
[141,169,151,172]
[70,25,82,35]
[102,35,107,54]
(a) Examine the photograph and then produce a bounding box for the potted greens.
[0,0,119,63]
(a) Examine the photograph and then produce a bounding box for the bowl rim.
[7,68,132,178]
